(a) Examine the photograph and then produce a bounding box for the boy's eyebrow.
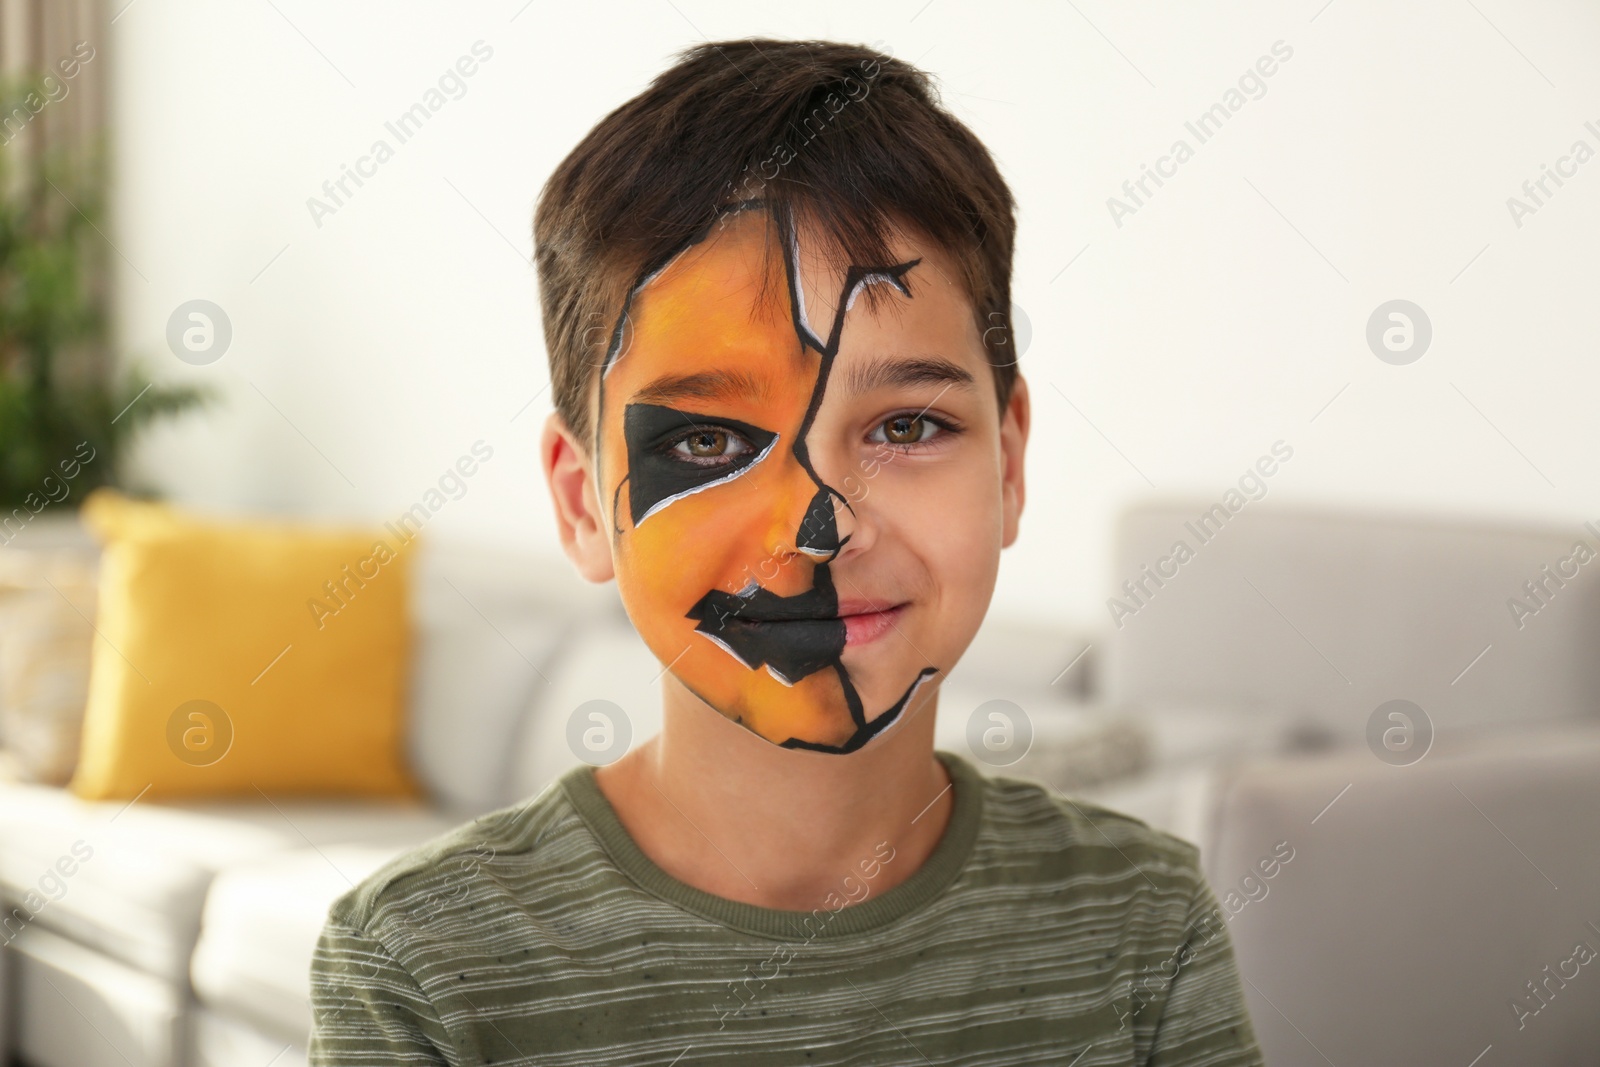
[841,355,976,396]
[630,368,773,406]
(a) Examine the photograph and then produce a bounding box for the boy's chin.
[840,638,928,688]
[837,656,939,725]
[687,659,935,752]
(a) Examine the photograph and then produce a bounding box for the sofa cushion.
[190,845,412,1047]
[69,489,419,801]
[504,619,666,804]
[0,517,99,785]
[190,1006,309,1067]
[1205,724,1600,1065]
[939,616,1095,701]
[405,543,616,816]
[8,924,183,1067]
[930,679,1150,792]
[1105,503,1600,733]
[0,781,456,983]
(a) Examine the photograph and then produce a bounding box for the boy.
[309,39,1263,1065]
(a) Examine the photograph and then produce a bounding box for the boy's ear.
[541,412,616,583]
[1000,374,1030,549]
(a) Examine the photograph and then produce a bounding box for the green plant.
[0,75,211,510]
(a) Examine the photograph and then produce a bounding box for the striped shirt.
[308,750,1263,1065]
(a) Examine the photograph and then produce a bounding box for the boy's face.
[590,204,1024,753]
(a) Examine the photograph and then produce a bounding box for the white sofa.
[0,542,616,1067]
[2,502,1598,1066]
[1084,502,1600,1066]
[0,532,1103,1067]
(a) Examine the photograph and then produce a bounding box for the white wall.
[111,0,1600,635]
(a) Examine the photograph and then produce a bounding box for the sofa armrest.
[1202,724,1600,1065]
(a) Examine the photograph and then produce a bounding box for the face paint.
[596,201,939,753]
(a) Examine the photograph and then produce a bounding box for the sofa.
[1087,502,1600,1065]
[1,501,1597,1066]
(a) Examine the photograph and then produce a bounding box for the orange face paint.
[595,203,937,752]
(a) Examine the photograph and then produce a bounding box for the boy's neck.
[592,683,954,912]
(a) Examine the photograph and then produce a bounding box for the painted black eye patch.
[622,403,779,526]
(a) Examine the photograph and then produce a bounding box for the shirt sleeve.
[307,914,452,1067]
[1145,877,1266,1067]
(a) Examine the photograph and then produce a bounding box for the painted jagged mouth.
[685,580,845,684]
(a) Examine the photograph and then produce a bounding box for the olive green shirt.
[309,750,1263,1065]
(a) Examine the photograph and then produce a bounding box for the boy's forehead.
[608,210,803,394]
[590,206,977,419]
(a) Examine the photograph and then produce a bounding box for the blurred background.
[103,0,1600,624]
[2,1,1599,1065]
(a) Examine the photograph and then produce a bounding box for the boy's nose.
[793,485,854,562]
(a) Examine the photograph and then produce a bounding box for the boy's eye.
[672,428,751,464]
[623,404,778,525]
[874,414,939,446]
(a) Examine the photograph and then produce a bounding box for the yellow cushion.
[68,489,421,801]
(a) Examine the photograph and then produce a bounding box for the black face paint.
[780,666,941,754]
[685,573,845,685]
[795,486,843,558]
[622,403,778,527]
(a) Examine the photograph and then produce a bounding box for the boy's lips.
[684,584,843,684]
[839,602,907,647]
[683,586,909,678]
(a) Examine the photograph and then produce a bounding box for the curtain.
[0,0,110,391]
[1,0,107,161]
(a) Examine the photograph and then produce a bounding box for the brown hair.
[533,38,1018,444]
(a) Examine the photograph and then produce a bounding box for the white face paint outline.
[632,432,782,527]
